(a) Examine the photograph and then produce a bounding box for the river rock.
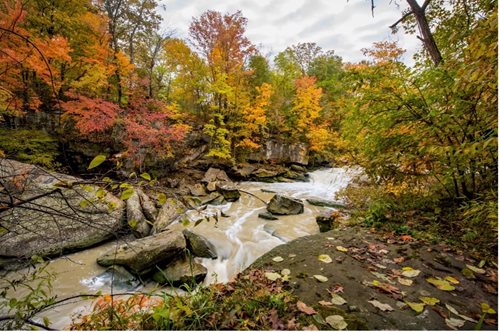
[200,192,223,205]
[152,256,207,287]
[316,211,339,233]
[253,168,280,178]
[232,164,257,179]
[188,183,207,197]
[202,167,231,183]
[306,198,346,209]
[127,191,151,238]
[154,198,186,233]
[137,189,158,221]
[258,212,279,220]
[206,182,217,192]
[216,182,240,202]
[97,230,186,275]
[183,229,217,259]
[91,265,140,290]
[0,159,125,267]
[267,194,304,215]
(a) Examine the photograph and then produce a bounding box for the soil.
[249,225,498,330]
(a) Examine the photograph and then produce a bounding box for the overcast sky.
[158,0,421,64]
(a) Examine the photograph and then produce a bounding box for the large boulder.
[202,168,231,183]
[0,159,125,267]
[216,182,240,202]
[183,229,217,259]
[267,194,304,215]
[152,256,207,287]
[127,191,151,238]
[96,230,186,275]
[249,140,309,165]
[153,198,186,233]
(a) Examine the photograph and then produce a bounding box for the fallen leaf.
[445,317,465,330]
[288,254,297,258]
[325,315,348,330]
[371,271,392,283]
[405,301,425,313]
[314,275,328,282]
[432,306,449,319]
[483,283,497,294]
[374,263,387,269]
[426,277,455,291]
[484,318,497,325]
[393,256,405,264]
[330,284,344,294]
[272,256,284,262]
[445,303,459,316]
[419,297,440,305]
[445,276,460,284]
[400,235,413,241]
[318,300,332,306]
[402,267,421,278]
[368,299,394,312]
[481,302,496,314]
[297,301,317,315]
[318,254,333,263]
[281,268,291,276]
[398,277,413,286]
[330,293,347,305]
[265,272,281,281]
[336,246,348,253]
[466,264,486,274]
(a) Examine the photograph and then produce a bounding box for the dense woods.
[0,0,497,329]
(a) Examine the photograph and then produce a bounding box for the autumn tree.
[188,10,256,160]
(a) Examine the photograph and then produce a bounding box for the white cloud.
[158,0,421,65]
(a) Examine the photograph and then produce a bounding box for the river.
[4,167,356,329]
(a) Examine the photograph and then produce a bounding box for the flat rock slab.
[267,194,304,215]
[97,230,186,275]
[249,226,498,330]
[306,198,346,209]
[0,159,125,266]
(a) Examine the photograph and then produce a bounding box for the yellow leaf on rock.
[405,301,425,313]
[445,276,460,284]
[419,297,440,305]
[318,254,333,263]
[426,277,455,291]
[336,246,348,253]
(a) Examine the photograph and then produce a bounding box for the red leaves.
[62,93,120,135]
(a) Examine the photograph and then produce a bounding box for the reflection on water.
[2,167,356,329]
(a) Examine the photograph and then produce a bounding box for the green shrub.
[0,128,59,169]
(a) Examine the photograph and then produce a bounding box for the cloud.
[158,0,421,65]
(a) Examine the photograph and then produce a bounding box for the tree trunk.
[406,0,443,66]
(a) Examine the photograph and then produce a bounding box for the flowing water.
[2,167,357,329]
